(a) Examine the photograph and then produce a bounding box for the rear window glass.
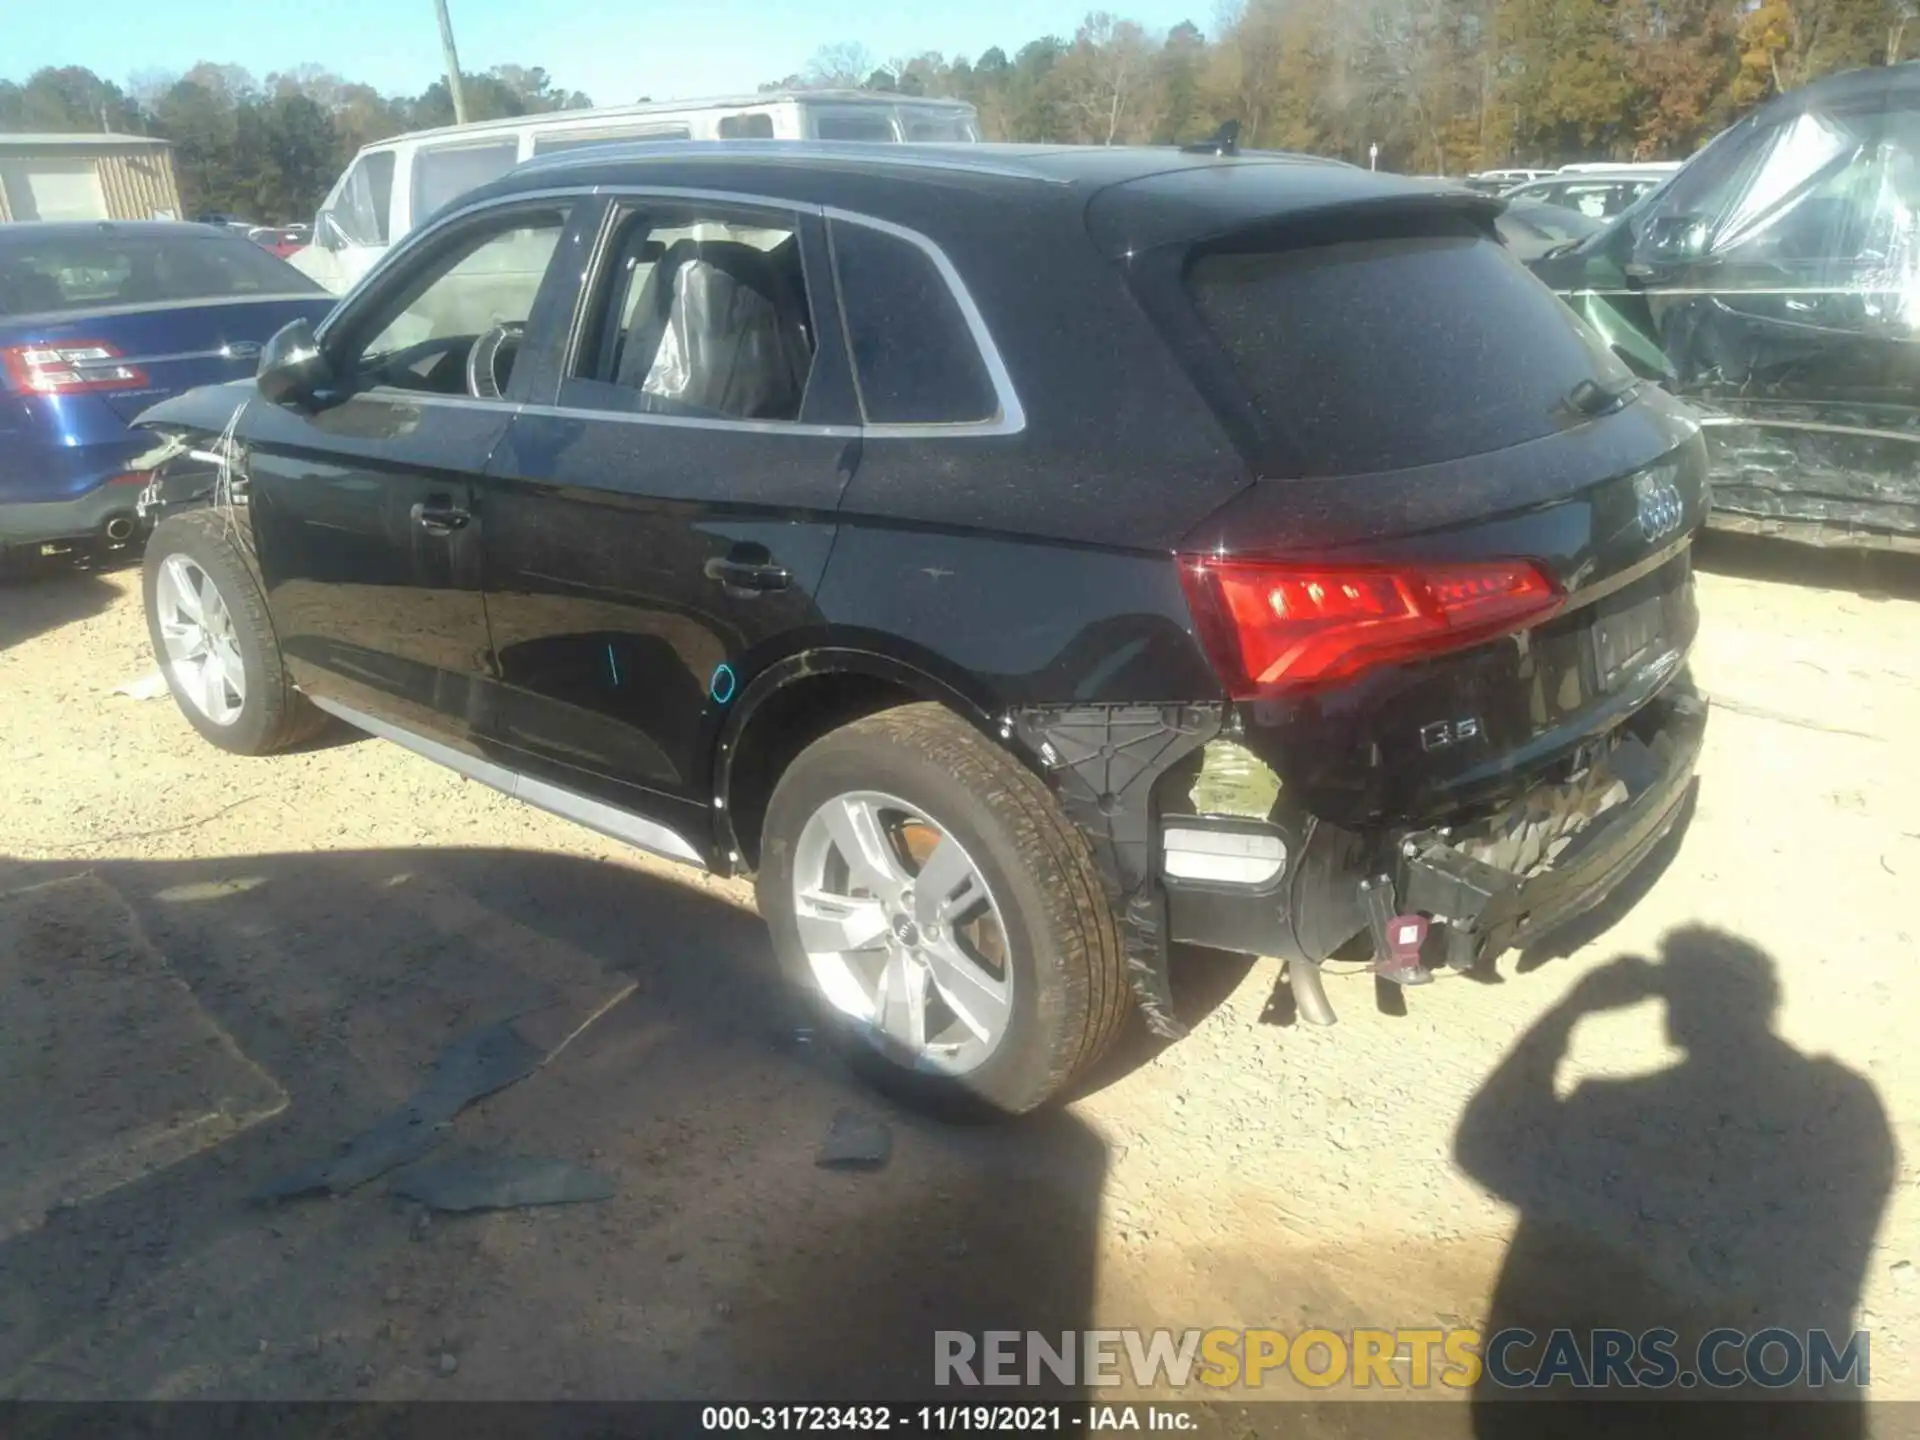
[833,219,995,425]
[0,232,319,315]
[814,109,896,142]
[411,141,520,223]
[1184,216,1632,475]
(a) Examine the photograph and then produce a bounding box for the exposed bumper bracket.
[1012,703,1224,1039]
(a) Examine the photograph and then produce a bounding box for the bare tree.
[1057,11,1157,144]
[805,42,878,90]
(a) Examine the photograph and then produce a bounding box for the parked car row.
[290,90,983,294]
[0,221,331,559]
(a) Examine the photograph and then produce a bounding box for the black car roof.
[1779,59,1920,106]
[465,140,1494,255]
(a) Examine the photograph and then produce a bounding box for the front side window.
[316,150,395,249]
[831,218,996,425]
[410,141,521,225]
[568,206,814,421]
[346,209,566,393]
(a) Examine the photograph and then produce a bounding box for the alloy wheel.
[155,553,246,727]
[791,789,1014,1076]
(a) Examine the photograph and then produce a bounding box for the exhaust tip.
[103,515,135,543]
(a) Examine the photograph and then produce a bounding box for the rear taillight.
[1,342,149,395]
[1178,555,1562,697]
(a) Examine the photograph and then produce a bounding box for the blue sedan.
[0,221,335,557]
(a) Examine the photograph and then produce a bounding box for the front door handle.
[704,554,792,596]
[411,499,471,536]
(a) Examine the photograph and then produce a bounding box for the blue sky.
[10,0,1211,105]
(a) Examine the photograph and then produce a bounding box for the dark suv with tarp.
[1531,62,1920,553]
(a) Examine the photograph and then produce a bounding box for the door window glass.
[348,209,566,393]
[569,207,814,421]
[411,140,521,224]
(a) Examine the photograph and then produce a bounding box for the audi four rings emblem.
[1634,470,1685,543]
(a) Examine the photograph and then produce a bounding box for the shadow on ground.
[0,566,124,653]
[0,846,1107,1401]
[1460,926,1893,1438]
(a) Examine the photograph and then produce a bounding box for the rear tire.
[757,703,1130,1117]
[142,507,327,756]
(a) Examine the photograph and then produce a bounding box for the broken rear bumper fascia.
[1397,685,1708,958]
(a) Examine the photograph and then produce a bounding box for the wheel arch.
[713,646,1010,874]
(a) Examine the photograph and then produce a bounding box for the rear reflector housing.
[1179,556,1562,697]
[1,342,149,395]
[1162,824,1288,886]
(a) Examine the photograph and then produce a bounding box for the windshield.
[315,150,395,250]
[0,230,320,315]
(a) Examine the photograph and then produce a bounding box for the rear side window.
[532,125,691,154]
[718,113,775,139]
[411,141,520,223]
[0,232,319,315]
[1184,215,1632,475]
[814,109,896,142]
[832,219,995,425]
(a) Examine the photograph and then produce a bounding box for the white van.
[292,90,982,293]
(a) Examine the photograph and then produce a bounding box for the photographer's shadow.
[1455,927,1893,1434]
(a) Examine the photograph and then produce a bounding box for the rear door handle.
[704,555,792,596]
[411,500,471,536]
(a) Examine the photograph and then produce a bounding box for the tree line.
[797,0,1917,171]
[0,61,592,222]
[2,0,1912,222]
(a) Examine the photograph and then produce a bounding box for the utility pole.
[433,0,469,124]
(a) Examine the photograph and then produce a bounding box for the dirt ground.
[1,533,1918,1424]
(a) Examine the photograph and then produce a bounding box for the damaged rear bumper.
[1155,684,1707,976]
[1397,685,1707,960]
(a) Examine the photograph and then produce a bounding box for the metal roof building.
[0,133,183,224]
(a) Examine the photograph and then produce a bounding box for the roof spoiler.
[1182,121,1240,157]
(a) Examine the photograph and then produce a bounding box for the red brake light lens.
[1178,555,1562,697]
[1,342,149,395]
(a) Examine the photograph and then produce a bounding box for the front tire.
[142,507,326,755]
[757,703,1129,1116]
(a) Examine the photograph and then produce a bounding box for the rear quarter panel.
[816,186,1246,713]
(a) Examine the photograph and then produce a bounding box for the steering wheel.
[466,321,525,401]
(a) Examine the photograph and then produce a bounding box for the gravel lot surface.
[1,535,1916,1427]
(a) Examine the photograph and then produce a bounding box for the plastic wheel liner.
[1536,65,1920,550]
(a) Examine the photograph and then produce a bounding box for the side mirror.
[1638,213,1711,265]
[256,318,333,408]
